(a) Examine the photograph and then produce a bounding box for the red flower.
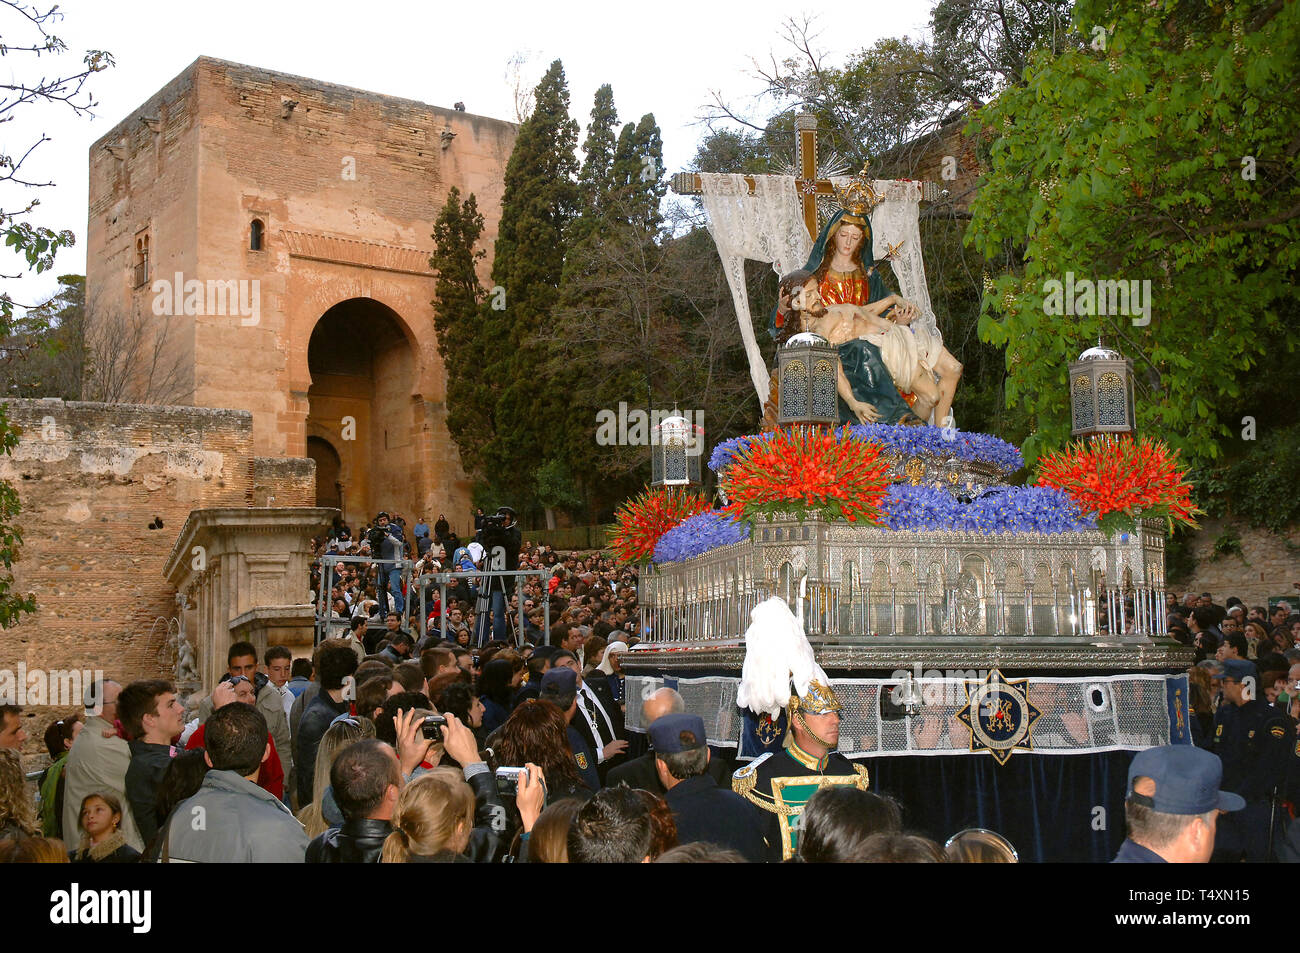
[608,486,710,565]
[720,426,891,524]
[1034,434,1201,534]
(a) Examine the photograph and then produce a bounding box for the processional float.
[616,114,1194,862]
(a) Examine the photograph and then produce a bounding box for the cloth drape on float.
[696,173,943,406]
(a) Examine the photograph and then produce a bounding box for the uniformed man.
[1211,658,1290,861]
[732,676,870,861]
[537,666,601,793]
[1113,745,1243,863]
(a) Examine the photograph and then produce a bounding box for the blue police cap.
[1126,745,1244,815]
[539,666,577,695]
[1220,658,1257,683]
[648,713,707,753]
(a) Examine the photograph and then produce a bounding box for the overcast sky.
[3,0,934,311]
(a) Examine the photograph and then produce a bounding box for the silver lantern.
[778,332,840,426]
[651,415,703,487]
[1069,345,1136,437]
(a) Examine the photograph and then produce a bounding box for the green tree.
[576,84,619,224]
[0,273,84,399]
[611,114,666,231]
[967,0,1300,470]
[479,59,580,511]
[0,4,112,626]
[429,187,491,478]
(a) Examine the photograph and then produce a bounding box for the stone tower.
[86,57,516,532]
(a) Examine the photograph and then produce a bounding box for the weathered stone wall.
[0,401,255,699]
[251,457,315,507]
[1178,517,1300,607]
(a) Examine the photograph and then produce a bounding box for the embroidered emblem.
[575,752,588,771]
[1271,726,1286,738]
[956,669,1041,765]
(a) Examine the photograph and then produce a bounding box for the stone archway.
[306,436,343,510]
[306,298,420,527]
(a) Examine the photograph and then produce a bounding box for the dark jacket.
[1112,838,1166,863]
[570,679,625,781]
[481,696,510,736]
[306,817,393,863]
[296,691,351,805]
[606,748,733,795]
[664,774,768,862]
[409,849,471,862]
[566,725,602,793]
[124,740,174,847]
[462,765,510,863]
[69,839,141,863]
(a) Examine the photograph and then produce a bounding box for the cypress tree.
[429,187,491,479]
[576,83,619,225]
[479,59,580,507]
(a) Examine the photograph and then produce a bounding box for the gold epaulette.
[733,753,788,815]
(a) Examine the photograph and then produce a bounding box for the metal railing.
[314,554,552,648]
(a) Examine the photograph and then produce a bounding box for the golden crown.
[832,165,885,218]
[790,678,842,716]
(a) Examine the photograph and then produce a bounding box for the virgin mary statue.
[772,201,919,426]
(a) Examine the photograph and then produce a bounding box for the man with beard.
[775,269,922,427]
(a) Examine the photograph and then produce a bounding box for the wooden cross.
[672,112,940,240]
[671,113,831,240]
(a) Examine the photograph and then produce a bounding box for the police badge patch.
[575,752,588,770]
[956,669,1041,765]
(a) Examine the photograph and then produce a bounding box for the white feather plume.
[737,596,824,719]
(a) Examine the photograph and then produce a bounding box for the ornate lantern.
[650,415,703,487]
[1068,345,1135,437]
[778,333,840,426]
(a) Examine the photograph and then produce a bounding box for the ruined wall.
[1178,517,1300,607]
[0,400,255,701]
[251,457,315,507]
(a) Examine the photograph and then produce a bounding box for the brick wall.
[1178,517,1300,607]
[0,399,255,756]
[251,456,315,507]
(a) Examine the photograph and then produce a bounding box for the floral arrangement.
[720,426,891,524]
[608,486,710,565]
[652,509,752,564]
[879,485,1095,534]
[1034,434,1201,536]
[709,424,1023,475]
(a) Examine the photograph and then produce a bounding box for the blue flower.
[879,484,1094,534]
[653,510,752,563]
[707,424,1023,474]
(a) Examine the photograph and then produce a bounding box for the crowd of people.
[0,644,1022,863]
[309,509,642,651]
[1167,592,1300,862]
[1,581,1297,863]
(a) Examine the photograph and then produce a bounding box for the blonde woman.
[296,716,375,838]
[381,768,475,863]
[382,760,545,863]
